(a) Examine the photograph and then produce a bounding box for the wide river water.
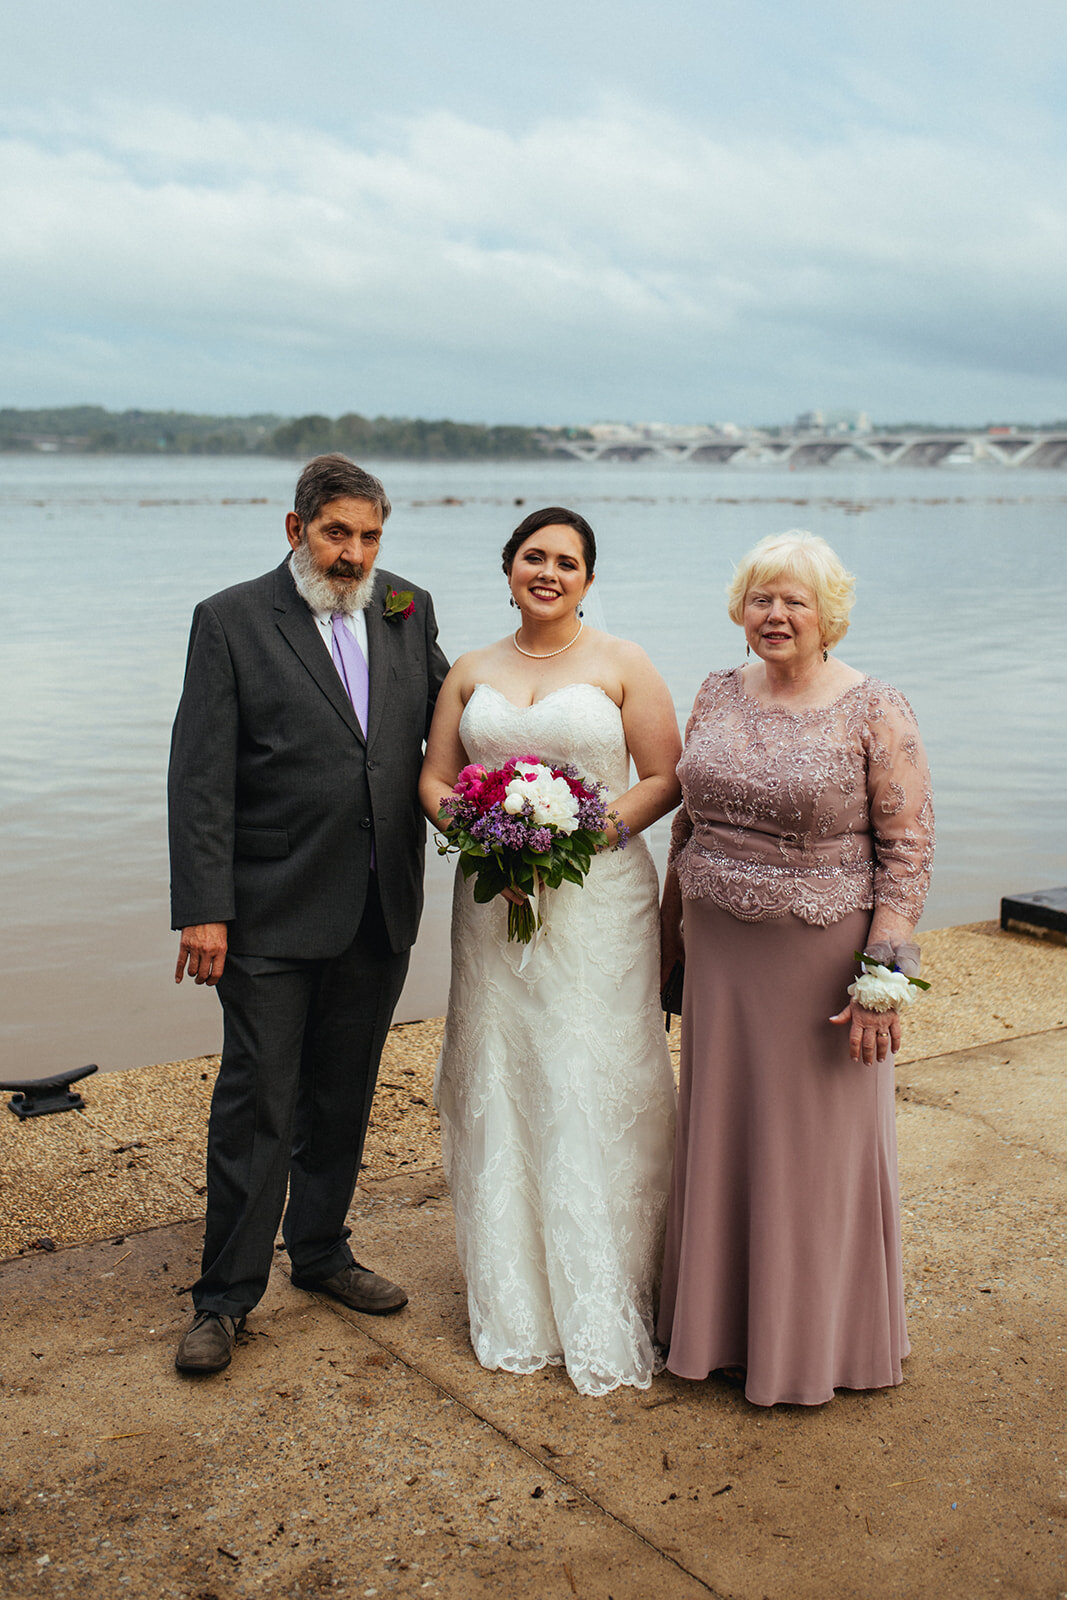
[2,454,1064,1076]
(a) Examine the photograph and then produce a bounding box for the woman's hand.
[830,1001,900,1064]
[502,867,548,907]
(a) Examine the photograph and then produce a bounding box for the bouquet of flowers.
[436,755,626,943]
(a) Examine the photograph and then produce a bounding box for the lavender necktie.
[330,613,370,736]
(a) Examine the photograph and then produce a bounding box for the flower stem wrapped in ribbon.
[436,756,628,943]
[847,951,931,1013]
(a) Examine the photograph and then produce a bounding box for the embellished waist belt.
[677,839,874,927]
[690,841,870,878]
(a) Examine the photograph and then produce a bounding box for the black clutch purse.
[660,960,684,1029]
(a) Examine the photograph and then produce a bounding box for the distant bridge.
[549,430,1067,469]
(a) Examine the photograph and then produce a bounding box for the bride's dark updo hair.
[501,506,596,577]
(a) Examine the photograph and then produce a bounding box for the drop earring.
[510,596,518,609]
[823,648,828,662]
[746,643,751,658]
[577,604,584,619]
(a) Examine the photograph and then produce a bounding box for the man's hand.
[175,923,228,986]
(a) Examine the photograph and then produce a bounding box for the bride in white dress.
[419,507,681,1395]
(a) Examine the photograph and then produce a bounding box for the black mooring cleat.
[2,1064,98,1119]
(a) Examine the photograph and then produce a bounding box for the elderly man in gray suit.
[169,454,448,1374]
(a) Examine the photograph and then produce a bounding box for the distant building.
[795,409,870,434]
[828,409,871,434]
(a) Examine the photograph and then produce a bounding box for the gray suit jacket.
[168,559,449,958]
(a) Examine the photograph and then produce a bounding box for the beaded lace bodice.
[670,669,934,927]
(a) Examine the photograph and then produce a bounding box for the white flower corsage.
[847,952,931,1013]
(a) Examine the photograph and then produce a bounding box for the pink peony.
[455,764,488,797]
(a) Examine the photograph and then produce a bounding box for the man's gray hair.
[293,454,392,526]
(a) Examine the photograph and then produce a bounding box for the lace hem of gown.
[472,1341,667,1395]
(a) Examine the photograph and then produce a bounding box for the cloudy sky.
[3,0,1065,425]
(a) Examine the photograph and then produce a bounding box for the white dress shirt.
[310,605,370,662]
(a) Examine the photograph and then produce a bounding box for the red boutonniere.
[383,588,415,621]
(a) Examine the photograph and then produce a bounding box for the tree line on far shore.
[0,406,586,459]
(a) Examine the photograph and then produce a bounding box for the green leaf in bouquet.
[507,862,531,895]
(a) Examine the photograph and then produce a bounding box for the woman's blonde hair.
[726,530,856,649]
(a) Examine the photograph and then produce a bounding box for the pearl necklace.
[512,621,584,659]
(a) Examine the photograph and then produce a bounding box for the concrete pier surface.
[1,922,1063,1599]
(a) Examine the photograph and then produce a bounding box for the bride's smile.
[509,524,592,621]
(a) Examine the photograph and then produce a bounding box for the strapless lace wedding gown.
[434,683,676,1396]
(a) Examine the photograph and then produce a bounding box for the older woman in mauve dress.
[657,530,934,1407]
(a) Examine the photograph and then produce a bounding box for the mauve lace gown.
[435,683,676,1396]
[656,670,934,1406]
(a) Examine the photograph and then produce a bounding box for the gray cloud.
[2,3,1065,423]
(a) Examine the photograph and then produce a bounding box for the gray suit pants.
[194,877,409,1318]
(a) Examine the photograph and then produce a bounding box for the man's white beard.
[289,538,378,616]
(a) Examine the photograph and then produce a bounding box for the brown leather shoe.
[290,1262,408,1315]
[175,1311,244,1373]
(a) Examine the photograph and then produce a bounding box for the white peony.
[503,766,580,834]
[847,963,916,1013]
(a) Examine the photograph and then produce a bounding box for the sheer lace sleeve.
[863,685,935,924]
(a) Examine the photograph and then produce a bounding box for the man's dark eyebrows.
[323,518,380,535]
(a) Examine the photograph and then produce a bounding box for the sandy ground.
[0,921,1064,1599]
